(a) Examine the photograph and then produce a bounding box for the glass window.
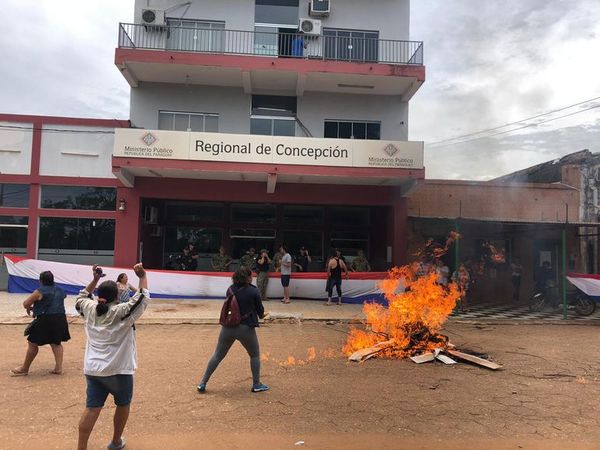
[251,117,296,136]
[330,207,370,227]
[366,122,381,140]
[280,230,323,260]
[0,216,28,252]
[158,111,219,132]
[283,205,324,227]
[255,0,299,26]
[166,20,225,52]
[252,95,297,116]
[329,230,369,258]
[324,122,337,139]
[231,203,276,225]
[40,186,117,211]
[164,227,223,254]
[230,229,276,258]
[165,201,224,224]
[39,218,115,251]
[250,118,273,136]
[338,122,352,139]
[324,121,380,140]
[0,184,29,208]
[273,119,296,136]
[323,28,379,62]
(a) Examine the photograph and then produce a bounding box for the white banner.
[113,128,424,170]
[4,256,386,303]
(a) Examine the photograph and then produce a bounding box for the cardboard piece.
[446,349,502,370]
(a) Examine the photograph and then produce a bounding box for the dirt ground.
[2,322,600,450]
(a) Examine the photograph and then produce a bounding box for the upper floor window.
[323,28,379,63]
[158,111,219,132]
[166,19,225,52]
[255,0,299,26]
[40,186,117,211]
[324,121,381,140]
[0,184,29,208]
[250,95,297,136]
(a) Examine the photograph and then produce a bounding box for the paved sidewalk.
[0,291,365,324]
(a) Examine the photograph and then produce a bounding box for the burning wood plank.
[348,340,395,362]
[446,349,502,370]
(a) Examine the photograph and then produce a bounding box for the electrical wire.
[427,95,600,147]
[427,103,600,149]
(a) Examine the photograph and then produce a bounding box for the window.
[283,205,324,227]
[0,216,28,252]
[231,203,276,225]
[255,0,299,26]
[166,20,225,52]
[330,207,370,227]
[165,201,224,224]
[39,218,115,251]
[280,230,323,261]
[40,186,116,211]
[230,229,276,258]
[164,227,223,254]
[251,95,297,136]
[330,230,369,258]
[251,118,296,136]
[324,121,381,140]
[0,184,29,208]
[323,28,379,62]
[158,111,219,132]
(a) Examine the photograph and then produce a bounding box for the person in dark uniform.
[256,249,271,302]
[325,250,349,306]
[294,246,312,272]
[11,270,70,376]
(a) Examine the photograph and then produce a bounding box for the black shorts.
[280,274,291,287]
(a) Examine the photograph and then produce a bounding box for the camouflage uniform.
[212,254,232,272]
[351,256,370,272]
[239,254,257,272]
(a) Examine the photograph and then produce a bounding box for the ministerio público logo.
[383,143,399,157]
[141,132,158,146]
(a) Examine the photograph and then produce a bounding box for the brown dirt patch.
[1,322,600,449]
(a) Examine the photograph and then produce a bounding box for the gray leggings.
[200,324,261,385]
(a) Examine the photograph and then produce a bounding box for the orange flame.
[343,266,462,358]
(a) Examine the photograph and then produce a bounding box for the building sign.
[113,129,424,170]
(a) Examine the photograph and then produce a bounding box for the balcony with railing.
[118,23,423,65]
[116,23,425,97]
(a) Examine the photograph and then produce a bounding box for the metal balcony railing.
[118,23,423,65]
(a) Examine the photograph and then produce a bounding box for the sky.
[1,0,600,180]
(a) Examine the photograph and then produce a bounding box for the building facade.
[0,0,426,282]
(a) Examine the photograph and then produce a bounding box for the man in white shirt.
[75,263,150,450]
[279,244,292,304]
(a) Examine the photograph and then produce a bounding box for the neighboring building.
[0,0,426,283]
[407,179,583,302]
[494,149,600,274]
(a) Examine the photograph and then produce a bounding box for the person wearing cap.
[294,246,312,272]
[256,249,271,302]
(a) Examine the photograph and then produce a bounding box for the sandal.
[49,370,63,375]
[10,368,28,377]
[324,302,332,306]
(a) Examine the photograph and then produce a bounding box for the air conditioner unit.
[143,206,158,224]
[299,18,322,36]
[141,8,166,27]
[310,0,331,16]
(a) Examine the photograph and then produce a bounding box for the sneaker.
[197,383,206,393]
[107,437,126,450]
[251,383,269,393]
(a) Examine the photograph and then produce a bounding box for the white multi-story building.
[0,0,425,279]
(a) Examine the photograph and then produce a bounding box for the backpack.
[219,287,250,327]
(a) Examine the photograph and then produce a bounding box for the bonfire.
[343,266,461,359]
